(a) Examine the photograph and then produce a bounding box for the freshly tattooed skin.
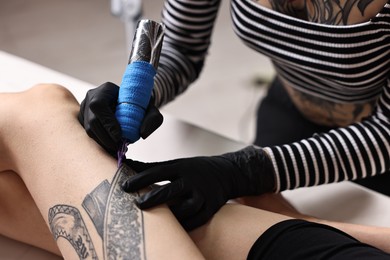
[49,165,146,260]
[103,165,146,260]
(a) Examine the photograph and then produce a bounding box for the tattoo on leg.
[82,180,111,238]
[48,205,98,259]
[103,165,146,260]
[49,165,146,260]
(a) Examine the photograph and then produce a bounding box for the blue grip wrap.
[115,61,156,143]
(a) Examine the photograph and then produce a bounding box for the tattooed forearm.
[49,165,146,260]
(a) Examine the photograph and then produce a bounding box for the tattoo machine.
[115,19,165,165]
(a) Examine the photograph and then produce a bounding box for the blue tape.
[115,61,156,143]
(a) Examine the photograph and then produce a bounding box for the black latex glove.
[78,82,163,157]
[122,146,275,231]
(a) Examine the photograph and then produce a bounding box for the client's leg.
[0,84,204,260]
[2,85,389,260]
[0,84,294,260]
[0,170,60,255]
[0,158,292,260]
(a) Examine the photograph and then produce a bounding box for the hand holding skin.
[122,146,275,231]
[78,82,163,157]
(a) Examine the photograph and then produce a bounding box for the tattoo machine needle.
[115,19,165,166]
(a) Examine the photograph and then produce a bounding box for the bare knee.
[19,84,79,121]
[0,84,78,124]
[0,84,80,171]
[26,83,78,106]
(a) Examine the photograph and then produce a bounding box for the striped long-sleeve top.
[152,0,390,192]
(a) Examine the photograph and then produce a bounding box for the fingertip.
[140,107,164,139]
[111,129,123,146]
[104,81,120,91]
[135,197,151,210]
[121,180,132,192]
[181,220,196,232]
[182,217,207,232]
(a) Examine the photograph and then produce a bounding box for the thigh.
[189,203,293,260]
[0,170,60,255]
[0,85,204,260]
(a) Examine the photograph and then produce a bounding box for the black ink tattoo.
[49,165,146,260]
[82,180,111,238]
[357,0,374,16]
[103,165,146,260]
[307,0,375,25]
[48,205,98,260]
[265,0,378,24]
[268,0,308,19]
[291,89,376,126]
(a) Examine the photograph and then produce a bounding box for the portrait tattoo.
[48,205,98,259]
[49,165,146,260]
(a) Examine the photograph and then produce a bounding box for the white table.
[1,51,389,259]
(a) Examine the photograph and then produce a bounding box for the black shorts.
[247,219,390,260]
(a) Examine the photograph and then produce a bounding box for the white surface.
[285,182,390,227]
[0,51,389,259]
[0,51,94,102]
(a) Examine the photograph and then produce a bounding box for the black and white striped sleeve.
[152,0,221,107]
[264,78,390,192]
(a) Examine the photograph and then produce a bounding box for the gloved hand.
[78,82,163,157]
[122,146,275,231]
